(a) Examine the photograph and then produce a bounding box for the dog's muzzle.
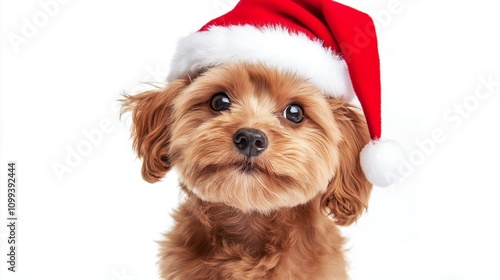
[233,128,268,157]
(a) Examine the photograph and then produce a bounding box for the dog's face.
[170,64,340,213]
[123,63,372,225]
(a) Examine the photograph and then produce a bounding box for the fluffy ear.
[121,79,188,183]
[321,98,372,226]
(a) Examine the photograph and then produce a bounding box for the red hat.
[167,0,404,186]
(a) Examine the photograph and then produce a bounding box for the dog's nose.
[233,128,268,157]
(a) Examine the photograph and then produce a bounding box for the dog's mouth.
[233,160,265,174]
[200,161,264,174]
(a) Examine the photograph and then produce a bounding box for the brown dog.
[122,63,372,279]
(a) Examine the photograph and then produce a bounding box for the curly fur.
[122,63,371,279]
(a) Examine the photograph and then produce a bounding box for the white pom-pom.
[360,139,405,187]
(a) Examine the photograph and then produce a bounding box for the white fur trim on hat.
[167,25,355,99]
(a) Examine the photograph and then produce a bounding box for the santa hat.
[167,0,404,187]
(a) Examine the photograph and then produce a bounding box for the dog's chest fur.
[158,187,347,280]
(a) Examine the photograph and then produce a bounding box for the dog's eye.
[210,93,231,111]
[283,104,304,123]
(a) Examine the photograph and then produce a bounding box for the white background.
[1,0,500,279]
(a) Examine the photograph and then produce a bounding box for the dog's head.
[122,63,371,225]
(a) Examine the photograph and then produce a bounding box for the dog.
[122,62,372,279]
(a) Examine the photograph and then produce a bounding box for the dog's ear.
[321,98,372,226]
[121,79,188,183]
